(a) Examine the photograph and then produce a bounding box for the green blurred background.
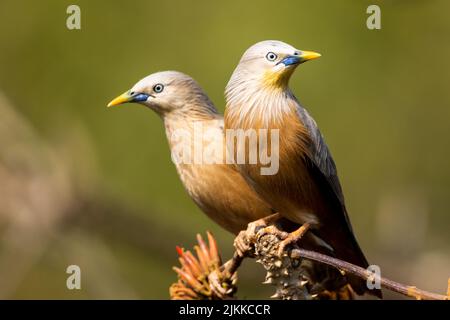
[0,0,448,299]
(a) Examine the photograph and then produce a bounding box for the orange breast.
[225,105,328,226]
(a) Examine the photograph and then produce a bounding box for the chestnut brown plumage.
[224,40,382,298]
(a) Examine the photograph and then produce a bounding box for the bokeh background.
[0,0,448,299]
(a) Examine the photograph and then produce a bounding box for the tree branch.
[225,225,450,300]
[289,248,448,300]
[171,230,449,300]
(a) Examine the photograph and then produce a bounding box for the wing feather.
[295,105,353,233]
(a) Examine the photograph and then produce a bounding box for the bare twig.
[291,248,448,300]
[224,252,244,278]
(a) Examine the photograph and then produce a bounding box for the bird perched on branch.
[107,70,370,299]
[224,40,382,298]
[107,71,274,234]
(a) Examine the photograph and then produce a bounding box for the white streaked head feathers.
[225,40,301,126]
[236,40,298,64]
[131,71,218,119]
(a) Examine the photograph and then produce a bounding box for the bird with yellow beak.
[107,71,274,234]
[107,70,359,299]
[224,40,382,298]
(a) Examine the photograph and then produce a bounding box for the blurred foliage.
[0,0,448,299]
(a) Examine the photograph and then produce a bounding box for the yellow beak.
[299,50,321,62]
[107,91,133,107]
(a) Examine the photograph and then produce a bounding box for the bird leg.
[234,213,281,257]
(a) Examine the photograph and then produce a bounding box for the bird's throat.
[262,69,294,89]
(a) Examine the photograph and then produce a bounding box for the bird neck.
[163,112,224,156]
[225,74,297,129]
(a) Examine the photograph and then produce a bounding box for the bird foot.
[256,225,289,243]
[276,223,310,257]
[234,213,281,257]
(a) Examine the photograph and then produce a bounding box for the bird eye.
[266,52,278,61]
[153,84,164,93]
[130,91,135,95]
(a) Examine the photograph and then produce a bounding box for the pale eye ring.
[153,84,164,93]
[266,52,277,61]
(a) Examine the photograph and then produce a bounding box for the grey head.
[108,71,218,119]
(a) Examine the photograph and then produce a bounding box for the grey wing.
[296,105,381,296]
[296,105,353,232]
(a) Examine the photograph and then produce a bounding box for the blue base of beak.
[132,93,150,102]
[279,55,301,66]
